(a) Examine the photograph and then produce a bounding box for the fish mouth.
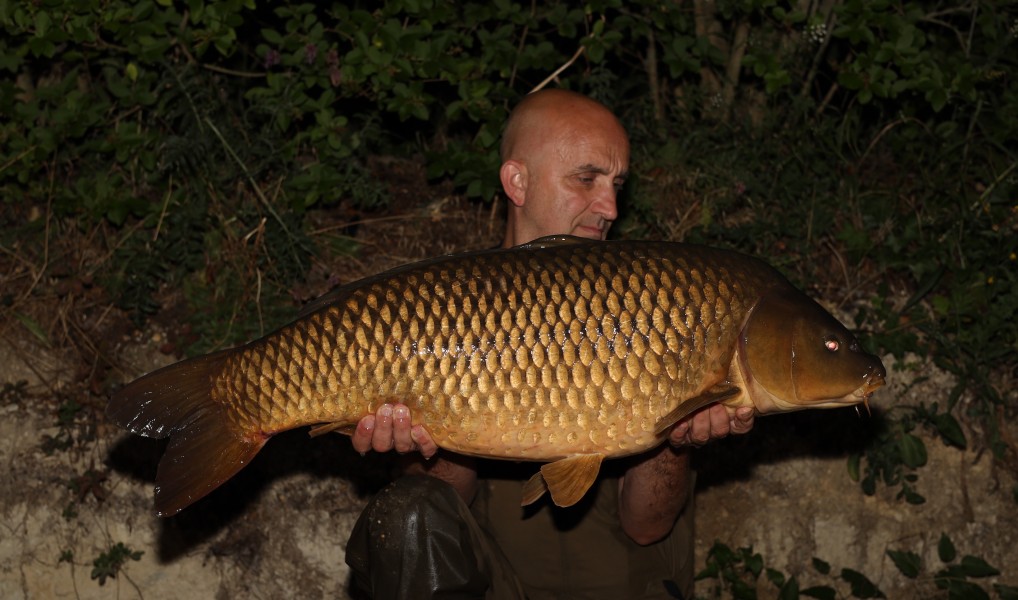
[851,365,887,415]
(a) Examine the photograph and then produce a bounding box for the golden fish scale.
[212,242,781,461]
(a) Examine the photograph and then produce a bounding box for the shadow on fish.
[106,235,886,516]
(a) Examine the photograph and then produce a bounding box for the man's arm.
[618,404,755,545]
[351,403,479,503]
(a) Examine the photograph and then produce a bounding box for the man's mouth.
[575,225,605,239]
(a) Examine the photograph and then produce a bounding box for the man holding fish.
[107,89,884,598]
[344,89,757,599]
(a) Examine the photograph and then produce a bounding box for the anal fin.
[521,471,547,506]
[536,454,604,507]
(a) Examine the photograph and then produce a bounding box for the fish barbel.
[107,235,886,516]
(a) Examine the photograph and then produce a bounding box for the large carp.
[107,235,885,516]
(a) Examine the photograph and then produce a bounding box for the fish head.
[737,288,886,414]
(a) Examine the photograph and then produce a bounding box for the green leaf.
[812,557,831,575]
[938,533,957,563]
[887,549,921,578]
[840,568,885,598]
[262,28,283,44]
[15,313,50,346]
[847,453,861,482]
[939,578,991,600]
[898,433,927,468]
[35,10,52,35]
[801,586,837,600]
[838,70,864,90]
[958,556,1000,578]
[932,413,967,449]
[744,551,764,578]
[994,583,1018,600]
[732,579,758,600]
[766,567,786,587]
[777,575,799,600]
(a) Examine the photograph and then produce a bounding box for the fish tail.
[106,350,266,517]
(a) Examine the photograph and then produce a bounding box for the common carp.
[107,235,886,516]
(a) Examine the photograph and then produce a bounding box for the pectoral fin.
[521,454,605,507]
[653,385,741,435]
[308,422,357,437]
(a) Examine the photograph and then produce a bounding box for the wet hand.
[350,403,439,459]
[668,404,755,448]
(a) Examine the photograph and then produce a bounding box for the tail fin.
[107,351,267,517]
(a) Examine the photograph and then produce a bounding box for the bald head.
[500,89,628,162]
[498,89,630,247]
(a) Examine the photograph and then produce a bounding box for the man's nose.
[593,185,619,221]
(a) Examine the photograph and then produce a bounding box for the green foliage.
[888,534,1016,600]
[90,542,142,586]
[2,0,1015,511]
[848,397,952,505]
[698,538,1015,600]
[40,398,84,455]
[695,542,885,600]
[0,380,28,404]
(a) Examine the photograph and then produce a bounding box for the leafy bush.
[2,0,1015,499]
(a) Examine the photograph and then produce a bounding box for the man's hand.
[351,403,439,459]
[667,404,755,448]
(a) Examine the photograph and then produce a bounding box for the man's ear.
[500,160,527,206]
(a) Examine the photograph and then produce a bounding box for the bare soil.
[2,160,1016,599]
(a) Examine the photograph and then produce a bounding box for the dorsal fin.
[297,236,596,319]
[518,234,591,250]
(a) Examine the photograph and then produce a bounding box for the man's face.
[517,114,629,242]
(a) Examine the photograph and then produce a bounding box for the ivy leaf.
[840,568,886,598]
[801,586,837,600]
[932,413,967,449]
[766,568,786,587]
[938,533,957,563]
[887,549,921,578]
[957,556,1000,578]
[776,576,799,600]
[898,433,927,468]
[812,557,831,575]
[938,578,990,600]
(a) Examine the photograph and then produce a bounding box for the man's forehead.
[571,162,630,178]
[559,132,629,170]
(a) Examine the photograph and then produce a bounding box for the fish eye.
[824,337,840,352]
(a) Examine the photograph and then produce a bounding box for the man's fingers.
[708,404,730,437]
[411,426,439,459]
[731,406,755,434]
[392,404,415,453]
[688,410,714,446]
[371,403,395,452]
[351,415,375,455]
